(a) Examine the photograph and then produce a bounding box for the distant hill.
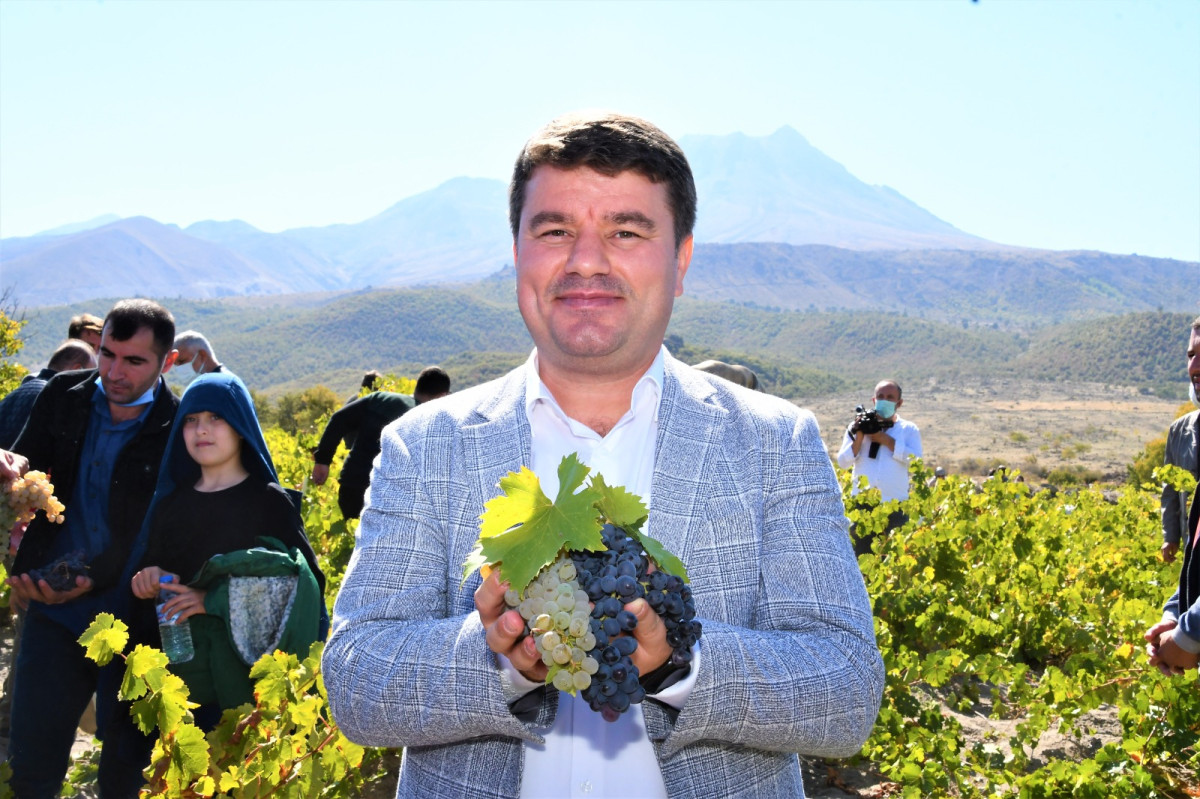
[683,244,1199,326]
[1,217,329,306]
[12,285,1193,402]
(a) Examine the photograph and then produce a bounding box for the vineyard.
[2,412,1198,798]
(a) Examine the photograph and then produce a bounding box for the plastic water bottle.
[157,575,194,663]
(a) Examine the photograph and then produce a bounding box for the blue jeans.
[8,607,153,799]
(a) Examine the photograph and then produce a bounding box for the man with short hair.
[6,299,179,798]
[323,113,883,797]
[836,379,923,553]
[0,339,98,449]
[311,366,451,519]
[1158,316,1200,564]
[67,313,104,351]
[172,330,224,375]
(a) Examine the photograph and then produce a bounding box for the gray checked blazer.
[323,353,884,799]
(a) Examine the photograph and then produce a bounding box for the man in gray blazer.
[323,112,884,799]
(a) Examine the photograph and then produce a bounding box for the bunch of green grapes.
[2,470,66,552]
[504,553,600,692]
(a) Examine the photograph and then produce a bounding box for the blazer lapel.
[650,357,729,570]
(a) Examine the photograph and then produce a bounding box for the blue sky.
[1,0,1197,261]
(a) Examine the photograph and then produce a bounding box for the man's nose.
[564,228,610,277]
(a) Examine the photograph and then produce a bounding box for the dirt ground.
[803,378,1180,483]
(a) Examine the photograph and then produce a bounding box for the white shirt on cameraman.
[836,415,923,501]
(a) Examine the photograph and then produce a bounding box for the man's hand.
[0,448,28,481]
[311,463,330,486]
[628,597,672,675]
[475,570,547,683]
[1160,541,1179,563]
[1144,619,1199,675]
[7,572,93,611]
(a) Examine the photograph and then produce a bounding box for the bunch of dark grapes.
[572,524,701,721]
[502,523,702,722]
[26,549,89,591]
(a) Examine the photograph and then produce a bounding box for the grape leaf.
[78,613,128,666]
[464,454,606,594]
[591,473,688,580]
[591,474,649,533]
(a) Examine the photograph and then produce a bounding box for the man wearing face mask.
[837,379,923,554]
[1158,317,1200,564]
[172,331,225,376]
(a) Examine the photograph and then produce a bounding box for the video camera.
[849,404,895,436]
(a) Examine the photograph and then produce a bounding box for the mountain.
[34,214,122,238]
[0,217,329,307]
[281,176,512,285]
[683,127,988,250]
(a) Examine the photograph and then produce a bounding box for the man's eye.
[614,230,640,239]
[540,229,568,238]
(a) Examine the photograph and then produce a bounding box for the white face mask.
[1190,381,1198,408]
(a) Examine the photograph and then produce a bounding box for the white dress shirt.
[835,415,923,501]
[505,348,700,799]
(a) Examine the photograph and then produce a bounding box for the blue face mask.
[874,399,897,418]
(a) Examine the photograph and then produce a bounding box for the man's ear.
[162,349,179,374]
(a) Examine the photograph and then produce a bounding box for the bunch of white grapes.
[2,470,66,551]
[504,553,601,693]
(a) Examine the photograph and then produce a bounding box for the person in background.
[1145,481,1200,676]
[6,299,180,797]
[173,330,225,375]
[310,366,451,520]
[321,111,883,798]
[131,372,326,730]
[1159,316,1200,564]
[836,379,923,554]
[67,313,104,351]
[0,339,98,449]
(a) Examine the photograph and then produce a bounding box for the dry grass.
[801,378,1182,483]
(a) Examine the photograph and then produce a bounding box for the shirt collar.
[523,347,666,425]
[93,375,159,408]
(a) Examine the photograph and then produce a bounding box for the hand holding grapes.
[7,570,93,610]
[476,568,547,682]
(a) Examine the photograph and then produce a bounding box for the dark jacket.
[11,369,179,590]
[313,391,414,488]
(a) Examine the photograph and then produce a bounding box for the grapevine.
[1,469,65,553]
[464,453,701,721]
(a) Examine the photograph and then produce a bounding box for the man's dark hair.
[103,299,175,359]
[48,339,97,372]
[67,313,103,338]
[509,112,697,250]
[414,366,451,400]
[361,370,383,391]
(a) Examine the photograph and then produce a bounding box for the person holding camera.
[836,379,923,554]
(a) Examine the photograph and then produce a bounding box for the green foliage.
[1127,436,1166,488]
[274,386,340,437]
[0,306,28,396]
[76,615,376,799]
[846,459,1200,796]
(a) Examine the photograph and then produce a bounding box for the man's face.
[514,166,692,380]
[97,325,172,405]
[1188,329,1199,396]
[873,381,902,418]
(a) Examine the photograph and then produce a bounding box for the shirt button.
[580,781,592,794]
